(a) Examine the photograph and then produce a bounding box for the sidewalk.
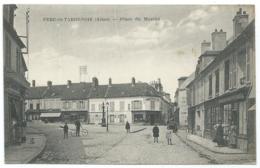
[187,133,245,154]
[176,130,256,164]
[5,126,46,164]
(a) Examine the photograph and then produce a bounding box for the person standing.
[229,121,237,148]
[215,121,224,146]
[75,120,81,136]
[166,126,173,145]
[63,122,69,139]
[125,121,130,133]
[153,124,159,143]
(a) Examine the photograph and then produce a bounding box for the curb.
[26,134,47,164]
[130,128,147,133]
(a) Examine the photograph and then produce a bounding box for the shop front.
[204,87,250,151]
[132,111,161,125]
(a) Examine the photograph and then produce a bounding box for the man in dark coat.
[153,124,159,143]
[125,121,130,133]
[215,121,225,146]
[63,122,69,139]
[75,120,81,136]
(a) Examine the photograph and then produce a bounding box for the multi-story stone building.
[187,8,255,152]
[25,77,173,125]
[174,74,194,128]
[4,5,30,145]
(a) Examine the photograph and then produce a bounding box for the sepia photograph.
[2,2,257,165]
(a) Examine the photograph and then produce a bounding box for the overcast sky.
[14,5,254,99]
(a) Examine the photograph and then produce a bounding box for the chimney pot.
[211,29,226,51]
[233,8,249,37]
[109,78,112,86]
[47,81,52,88]
[32,80,35,87]
[67,80,72,88]
[201,40,211,54]
[239,8,242,14]
[131,77,136,86]
[92,77,99,87]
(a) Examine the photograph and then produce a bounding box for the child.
[166,126,173,145]
[153,124,159,143]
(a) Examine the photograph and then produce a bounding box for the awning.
[248,104,256,111]
[40,113,61,118]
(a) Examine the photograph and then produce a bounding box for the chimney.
[108,78,112,87]
[67,80,72,88]
[178,77,188,88]
[32,80,35,87]
[201,40,211,54]
[92,77,99,87]
[47,81,52,88]
[158,78,163,92]
[131,77,136,86]
[211,29,227,51]
[233,8,249,37]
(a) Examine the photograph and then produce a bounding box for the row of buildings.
[174,8,255,153]
[25,78,175,125]
[4,5,30,146]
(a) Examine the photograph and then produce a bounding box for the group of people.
[153,124,176,145]
[213,120,237,148]
[62,120,81,139]
[125,121,177,145]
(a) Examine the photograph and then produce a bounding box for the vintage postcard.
[3,4,256,165]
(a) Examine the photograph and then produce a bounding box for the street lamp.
[106,102,109,132]
[101,102,106,127]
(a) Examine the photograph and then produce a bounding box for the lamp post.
[101,102,106,127]
[106,102,109,132]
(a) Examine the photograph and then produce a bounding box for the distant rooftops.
[26,78,162,100]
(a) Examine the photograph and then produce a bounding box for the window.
[36,103,40,110]
[98,104,102,112]
[132,100,142,110]
[128,104,131,111]
[5,36,11,69]
[78,101,85,109]
[151,100,155,110]
[68,102,72,109]
[110,115,115,123]
[110,102,115,112]
[208,75,212,98]
[16,48,20,73]
[134,114,144,122]
[119,101,125,111]
[91,104,95,112]
[30,103,33,110]
[246,49,250,81]
[215,69,219,95]
[232,55,237,88]
[224,60,230,91]
[119,114,125,123]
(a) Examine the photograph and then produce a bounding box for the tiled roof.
[27,82,161,100]
[26,86,47,99]
[61,83,92,100]
[106,83,160,98]
[88,85,108,99]
[42,85,67,98]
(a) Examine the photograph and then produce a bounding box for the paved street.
[31,122,210,164]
